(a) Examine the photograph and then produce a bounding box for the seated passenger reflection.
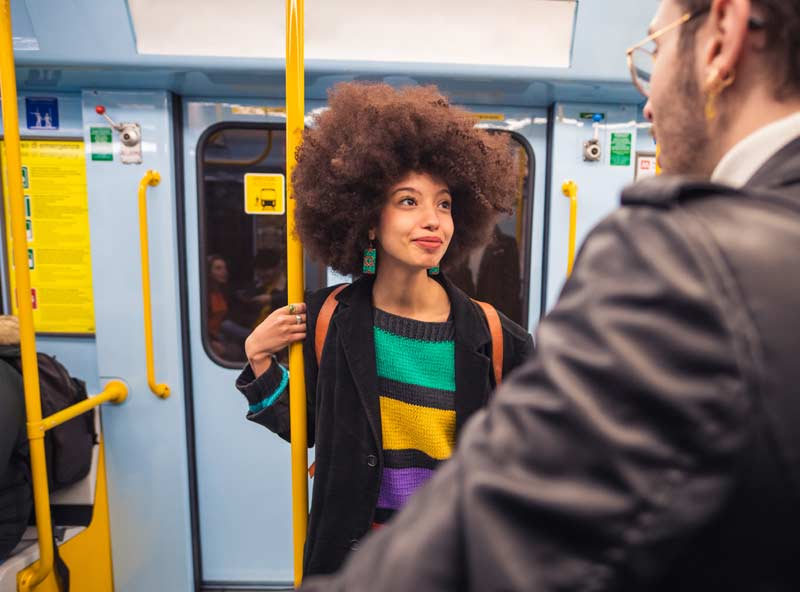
[249,248,288,326]
[233,83,534,577]
[450,225,522,323]
[207,254,250,361]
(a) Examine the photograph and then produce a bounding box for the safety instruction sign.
[25,97,59,131]
[0,140,96,334]
[244,173,286,215]
[90,127,113,161]
[635,153,658,180]
[610,132,633,167]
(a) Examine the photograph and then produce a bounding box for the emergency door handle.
[138,170,170,398]
[562,180,578,277]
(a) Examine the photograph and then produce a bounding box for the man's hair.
[678,0,800,97]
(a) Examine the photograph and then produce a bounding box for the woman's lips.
[413,238,443,250]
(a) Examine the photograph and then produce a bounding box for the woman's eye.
[439,200,452,210]
[399,197,416,206]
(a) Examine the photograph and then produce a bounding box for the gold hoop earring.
[705,68,736,121]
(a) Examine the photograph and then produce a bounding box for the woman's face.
[210,258,229,284]
[376,171,454,272]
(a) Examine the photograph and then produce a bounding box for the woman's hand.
[245,303,307,376]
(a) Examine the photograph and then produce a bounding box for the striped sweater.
[373,308,455,525]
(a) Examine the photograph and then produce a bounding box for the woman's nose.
[422,210,440,230]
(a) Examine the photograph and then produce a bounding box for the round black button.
[366,454,377,467]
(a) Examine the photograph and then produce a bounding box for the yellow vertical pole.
[286,0,307,586]
[0,2,55,590]
[561,180,578,277]
[655,143,663,175]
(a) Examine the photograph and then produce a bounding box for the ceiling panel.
[127,0,577,68]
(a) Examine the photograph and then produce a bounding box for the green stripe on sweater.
[374,326,455,391]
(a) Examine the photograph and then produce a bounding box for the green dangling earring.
[363,241,376,275]
[428,266,440,276]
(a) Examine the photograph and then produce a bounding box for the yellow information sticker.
[472,113,506,122]
[244,173,286,215]
[0,140,96,334]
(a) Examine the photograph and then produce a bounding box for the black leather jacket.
[300,138,800,591]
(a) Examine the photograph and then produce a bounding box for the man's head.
[642,0,800,175]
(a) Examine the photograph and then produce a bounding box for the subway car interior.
[0,0,664,590]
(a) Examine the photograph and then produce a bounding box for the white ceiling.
[127,0,577,68]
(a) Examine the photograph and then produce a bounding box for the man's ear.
[702,0,750,89]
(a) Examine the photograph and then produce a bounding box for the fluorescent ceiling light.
[127,0,576,68]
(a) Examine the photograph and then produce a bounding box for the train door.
[181,99,327,588]
[180,99,543,588]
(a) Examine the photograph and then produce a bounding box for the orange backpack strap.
[309,284,347,480]
[314,284,348,367]
[472,299,504,386]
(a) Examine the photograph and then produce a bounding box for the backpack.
[0,352,96,492]
[308,284,504,477]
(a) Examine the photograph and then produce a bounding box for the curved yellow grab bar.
[17,381,127,591]
[33,380,128,436]
[138,170,170,398]
[562,180,578,277]
[286,0,308,586]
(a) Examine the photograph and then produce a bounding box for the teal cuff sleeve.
[248,364,289,414]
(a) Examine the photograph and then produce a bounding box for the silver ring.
[288,304,296,314]
[295,314,302,325]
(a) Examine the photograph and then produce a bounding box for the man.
[301,0,800,589]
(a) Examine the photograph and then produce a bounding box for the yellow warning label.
[1,140,96,334]
[231,105,287,117]
[244,173,286,215]
[471,113,506,121]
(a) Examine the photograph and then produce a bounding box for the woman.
[207,254,250,360]
[236,82,533,576]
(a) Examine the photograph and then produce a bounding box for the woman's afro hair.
[293,82,518,276]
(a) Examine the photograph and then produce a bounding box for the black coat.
[0,344,31,561]
[236,274,533,575]
[299,140,800,592]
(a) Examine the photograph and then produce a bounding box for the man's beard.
[656,59,715,176]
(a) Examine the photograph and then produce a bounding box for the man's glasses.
[626,8,765,98]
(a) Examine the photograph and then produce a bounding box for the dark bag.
[1,352,96,492]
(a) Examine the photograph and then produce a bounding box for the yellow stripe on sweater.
[380,396,455,461]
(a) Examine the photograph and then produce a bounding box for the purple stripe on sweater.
[376,467,435,510]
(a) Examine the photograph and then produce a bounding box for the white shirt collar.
[711,111,800,187]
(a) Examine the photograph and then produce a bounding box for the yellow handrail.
[1,3,52,588]
[561,180,578,277]
[138,170,170,399]
[33,380,128,436]
[17,380,128,591]
[2,8,129,589]
[286,0,308,586]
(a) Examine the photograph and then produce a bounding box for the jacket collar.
[746,136,800,190]
[333,273,493,446]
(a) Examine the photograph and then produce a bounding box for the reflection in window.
[199,127,533,366]
[449,135,533,327]
[198,125,324,367]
